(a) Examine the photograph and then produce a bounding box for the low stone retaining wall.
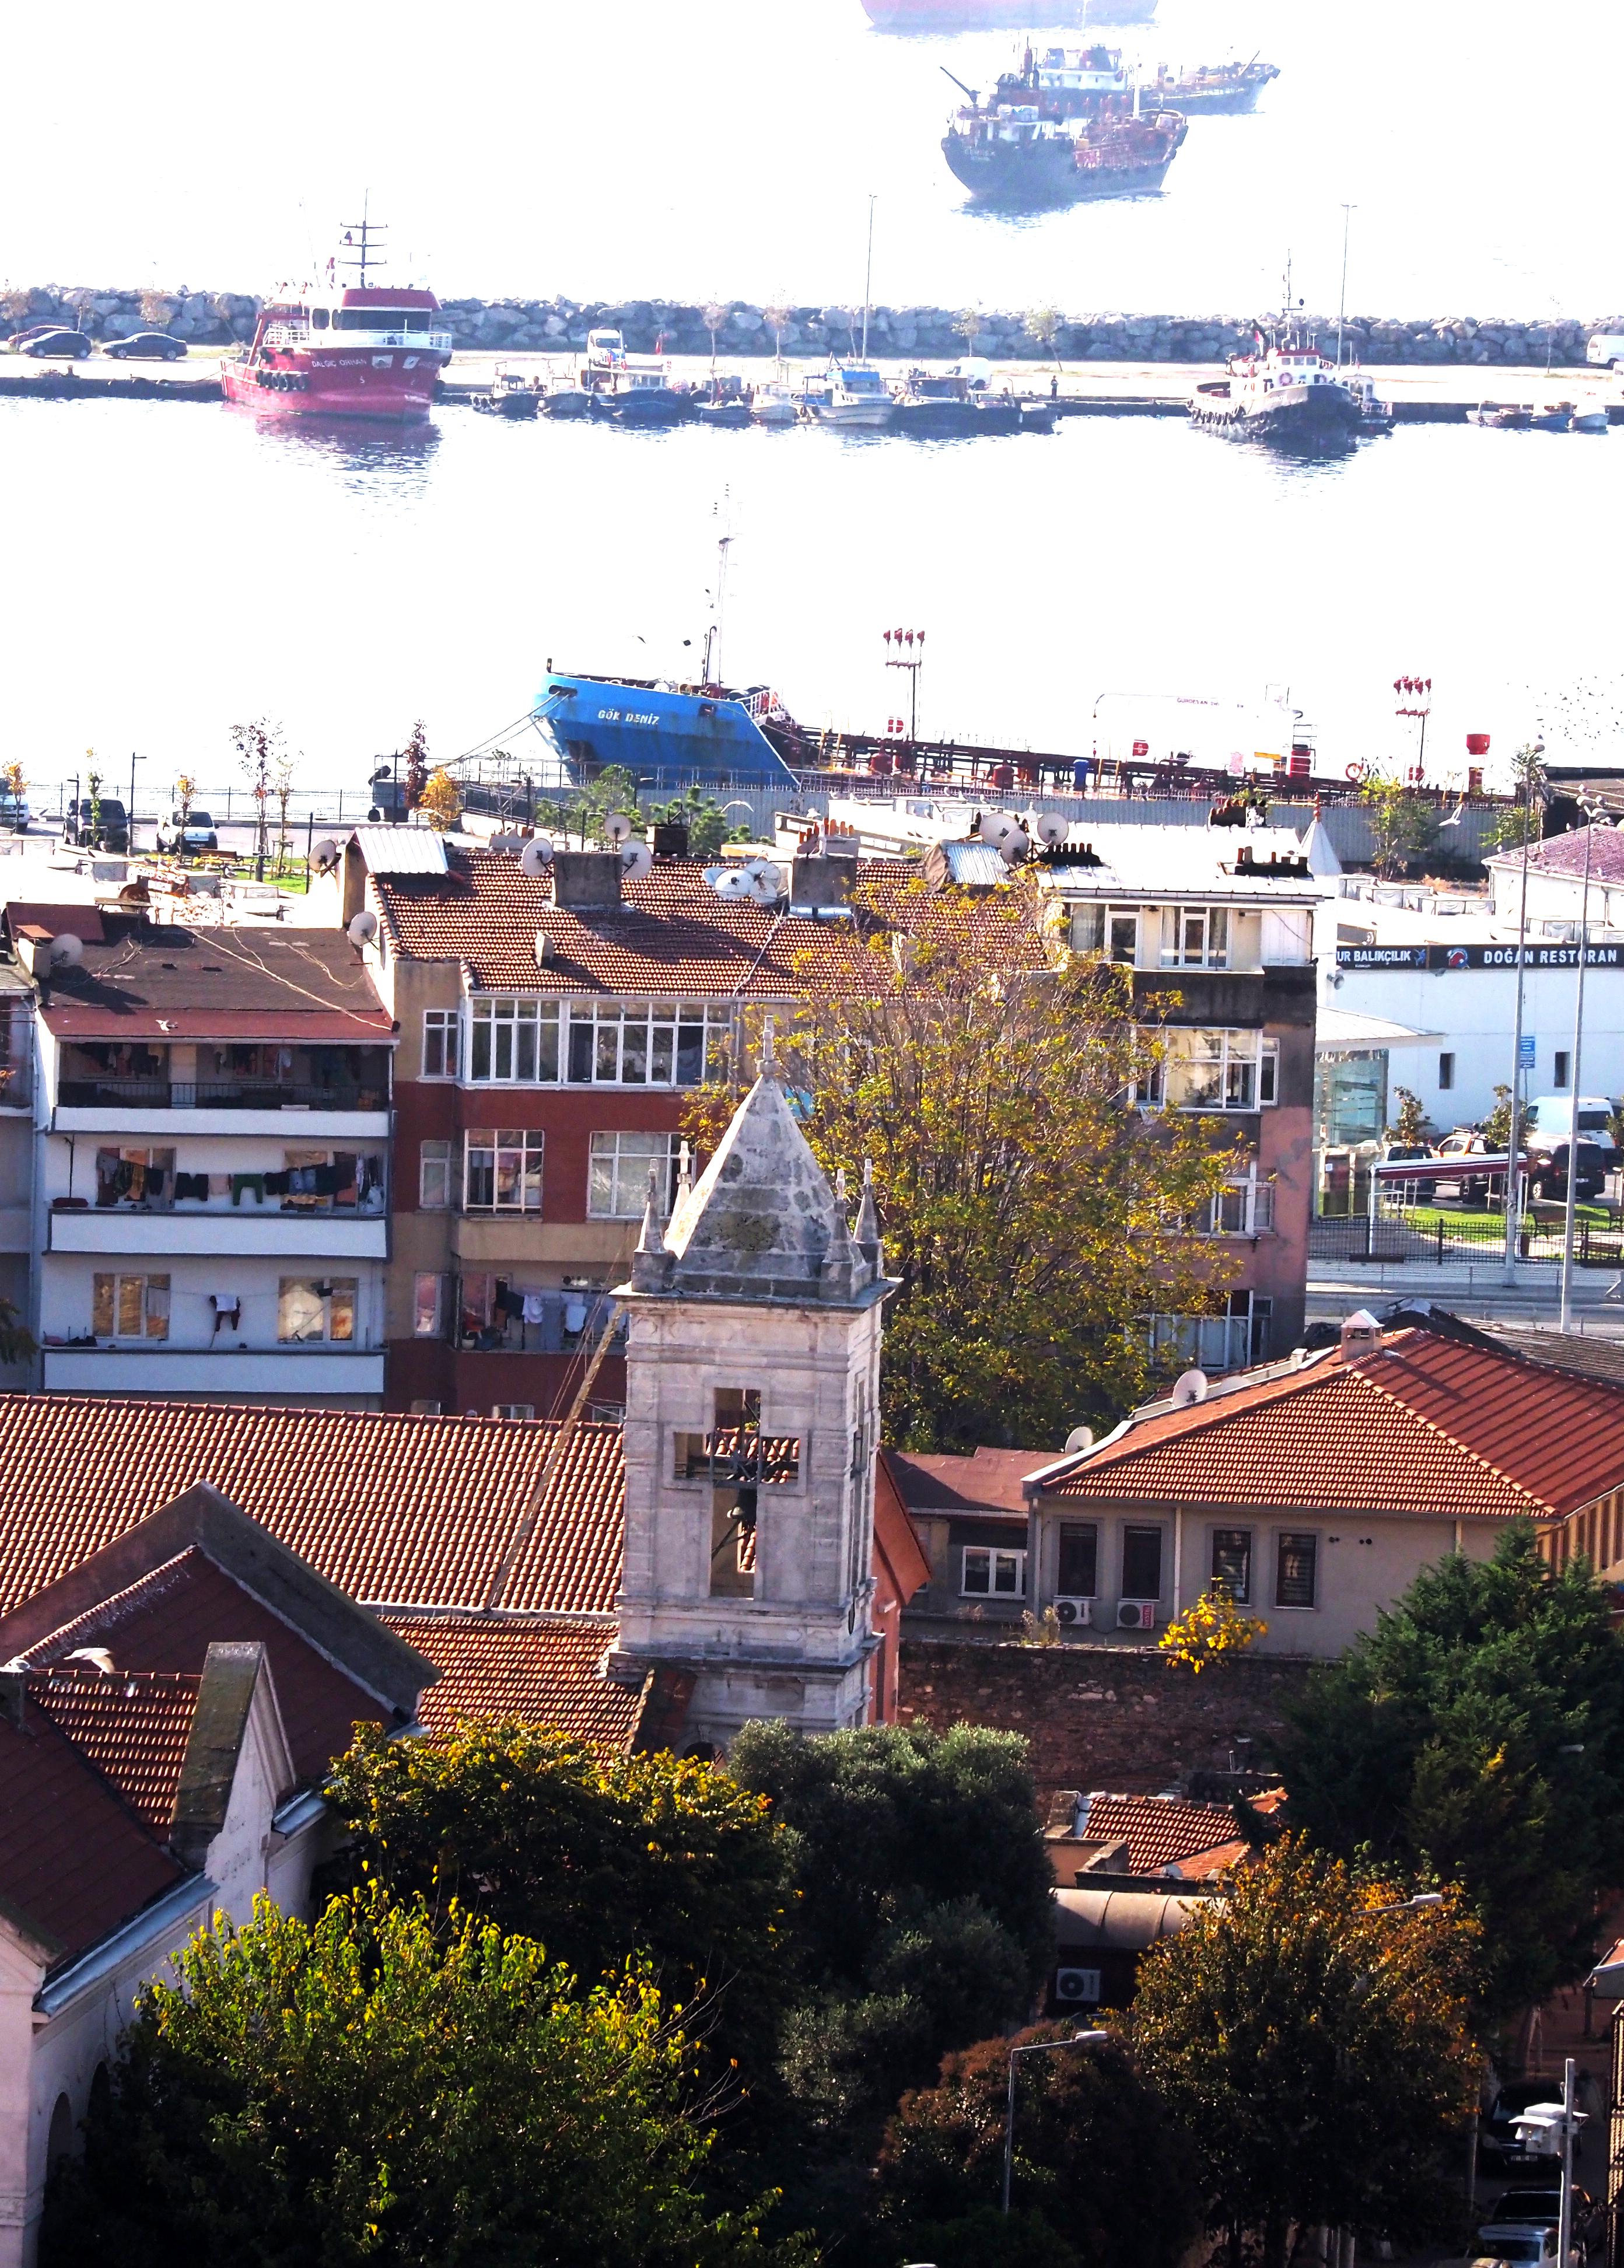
[6,285,1624,366]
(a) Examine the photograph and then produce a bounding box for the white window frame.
[418,1139,452,1211]
[961,1546,1027,1599]
[587,1130,680,1219]
[1147,1028,1279,1112]
[565,998,729,1088]
[1206,1174,1275,1235]
[92,1271,170,1343]
[1070,902,1142,964]
[422,1009,460,1080]
[277,1277,358,1345]
[463,1128,544,1213]
[492,1402,536,1421]
[468,996,562,1084]
[1161,905,1230,970]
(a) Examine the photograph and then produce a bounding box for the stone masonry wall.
[897,1637,1314,1799]
[5,284,1623,366]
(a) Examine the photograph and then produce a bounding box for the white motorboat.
[803,360,892,429]
[751,377,800,425]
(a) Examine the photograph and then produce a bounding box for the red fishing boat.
[221,211,453,422]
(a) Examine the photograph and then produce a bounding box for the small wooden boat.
[1570,403,1610,434]
[1468,401,1530,429]
[1529,404,1573,433]
[751,378,799,425]
[475,366,540,419]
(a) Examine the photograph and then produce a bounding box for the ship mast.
[335,191,386,287]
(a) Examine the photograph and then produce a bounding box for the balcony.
[41,1347,386,1396]
[48,1209,388,1259]
[55,1077,390,1139]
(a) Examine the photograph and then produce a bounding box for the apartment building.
[17,912,393,1403]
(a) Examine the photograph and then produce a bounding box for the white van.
[1526,1094,1617,1158]
[1587,331,1624,366]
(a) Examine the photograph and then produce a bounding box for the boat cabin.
[580,328,672,394]
[256,287,448,353]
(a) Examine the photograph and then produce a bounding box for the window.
[277,1278,356,1345]
[1275,1531,1318,1609]
[963,1547,1026,1598]
[565,999,727,1087]
[1121,1525,1164,1601]
[92,1272,169,1342]
[469,997,561,1084]
[674,1388,800,1488]
[1161,906,1229,969]
[492,1402,536,1420]
[1438,1051,1454,1092]
[1555,1051,1570,1090]
[1208,1175,1274,1234]
[1149,1029,1278,1112]
[1210,1528,1252,1602]
[422,1009,459,1079]
[419,1139,452,1210]
[93,1146,177,1209]
[464,1128,543,1211]
[1070,904,1140,964]
[412,1272,444,1338]
[311,307,330,330]
[588,1130,680,1219]
[1057,1522,1097,1597]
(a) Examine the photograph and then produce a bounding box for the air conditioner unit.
[1055,1966,1102,2005]
[1054,1595,1093,1628]
[1118,1600,1157,1631]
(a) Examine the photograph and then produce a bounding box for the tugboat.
[578,328,689,425]
[943,96,1186,205]
[221,209,452,423]
[1188,334,1367,452]
[1141,54,1280,115]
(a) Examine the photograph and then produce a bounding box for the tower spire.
[629,1163,673,1290]
[854,1157,883,1273]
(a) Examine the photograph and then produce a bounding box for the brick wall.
[897,1638,1315,1798]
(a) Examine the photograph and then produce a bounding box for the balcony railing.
[58,1079,388,1112]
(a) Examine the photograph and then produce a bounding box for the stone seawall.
[898,1637,1312,1800]
[8,285,1624,367]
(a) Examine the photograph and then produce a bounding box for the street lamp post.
[1503,743,1544,1283]
[1559,811,1599,1333]
[1003,2030,1108,2215]
[128,750,145,853]
[1512,2057,1584,2268]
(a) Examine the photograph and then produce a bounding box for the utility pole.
[1559,813,1597,1332]
[128,751,144,852]
[1337,204,1356,366]
[1503,741,1543,1283]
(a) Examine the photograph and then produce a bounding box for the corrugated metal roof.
[352,825,447,876]
[942,841,1012,888]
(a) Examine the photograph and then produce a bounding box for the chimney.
[649,821,690,860]
[1339,1308,1382,1363]
[790,845,858,910]
[551,850,624,911]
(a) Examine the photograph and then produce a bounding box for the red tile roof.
[1037,1331,1624,1520]
[0,1699,187,1965]
[369,849,1051,996]
[19,1548,393,1786]
[1077,1787,1284,1873]
[0,1400,624,1618]
[38,922,392,1041]
[26,1664,200,1837]
[884,1446,1042,1518]
[382,1614,642,1754]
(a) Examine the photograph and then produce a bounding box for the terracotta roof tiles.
[1079,1793,1246,1873]
[26,1664,199,1837]
[383,1614,641,1754]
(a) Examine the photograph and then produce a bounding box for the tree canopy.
[687,883,1241,1448]
[43,1885,800,2268]
[1133,1840,1480,2268]
[1271,1525,1624,2013]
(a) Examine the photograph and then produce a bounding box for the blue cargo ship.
[535,670,803,789]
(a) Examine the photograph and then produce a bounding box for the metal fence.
[1310,1201,1624,1269]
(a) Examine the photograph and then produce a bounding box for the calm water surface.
[5,397,1620,797]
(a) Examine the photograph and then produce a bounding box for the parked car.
[1495,2189,1605,2253]
[18,329,92,359]
[1532,1140,1607,1203]
[1380,1139,1437,1201]
[62,796,130,852]
[6,322,74,350]
[156,807,218,853]
[1470,2227,1579,2268]
[102,332,187,361]
[0,789,30,833]
[1433,1128,1510,1203]
[1481,2078,1567,2168]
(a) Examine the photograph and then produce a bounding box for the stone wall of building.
[897,1637,1315,1798]
[4,284,1622,366]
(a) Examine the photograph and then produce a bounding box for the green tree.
[1133,1840,1480,2268]
[1479,1082,1534,1149]
[728,1722,1054,2140]
[647,782,752,859]
[687,887,1242,1449]
[1360,772,1441,877]
[869,2024,1198,2268]
[43,1885,798,2268]
[1487,738,1548,853]
[953,306,984,355]
[533,764,645,845]
[402,719,429,813]
[1270,1527,1624,2014]
[324,1720,795,2081]
[1024,306,1062,366]
[1389,1086,1431,1144]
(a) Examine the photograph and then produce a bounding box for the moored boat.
[1570,402,1610,434]
[1141,54,1279,115]
[474,366,540,419]
[943,100,1186,205]
[802,360,892,427]
[1188,334,1367,452]
[750,377,800,425]
[220,213,452,424]
[1468,401,1531,428]
[1530,404,1573,433]
[991,43,1133,117]
[578,328,690,425]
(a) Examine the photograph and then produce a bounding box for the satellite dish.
[712,869,754,898]
[1172,1368,1209,1408]
[998,828,1030,864]
[310,835,340,872]
[50,932,83,967]
[703,866,730,888]
[1031,812,1068,847]
[601,810,635,845]
[620,839,653,881]
[1065,1425,1094,1453]
[754,860,785,898]
[744,869,778,904]
[346,909,378,946]
[978,810,1020,848]
[519,836,554,877]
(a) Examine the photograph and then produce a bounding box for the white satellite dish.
[712,869,754,899]
[310,836,340,872]
[743,870,778,904]
[978,810,1020,848]
[998,829,1030,864]
[753,860,785,898]
[601,810,635,845]
[1031,812,1068,847]
[620,839,653,881]
[703,866,729,888]
[1065,1424,1094,1453]
[346,910,378,947]
[50,932,83,967]
[519,837,554,877]
[1171,1367,1209,1408]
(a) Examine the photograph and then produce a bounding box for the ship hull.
[222,347,445,422]
[538,673,800,788]
[1190,384,1363,453]
[589,387,690,426]
[1152,80,1267,114]
[943,128,1175,205]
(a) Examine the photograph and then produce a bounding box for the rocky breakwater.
[6,287,1624,365]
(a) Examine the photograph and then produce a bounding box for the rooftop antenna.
[335,190,385,286]
[702,489,734,685]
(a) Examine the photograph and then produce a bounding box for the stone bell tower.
[608,1040,895,1749]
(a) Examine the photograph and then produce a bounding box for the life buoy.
[1345,762,1365,780]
